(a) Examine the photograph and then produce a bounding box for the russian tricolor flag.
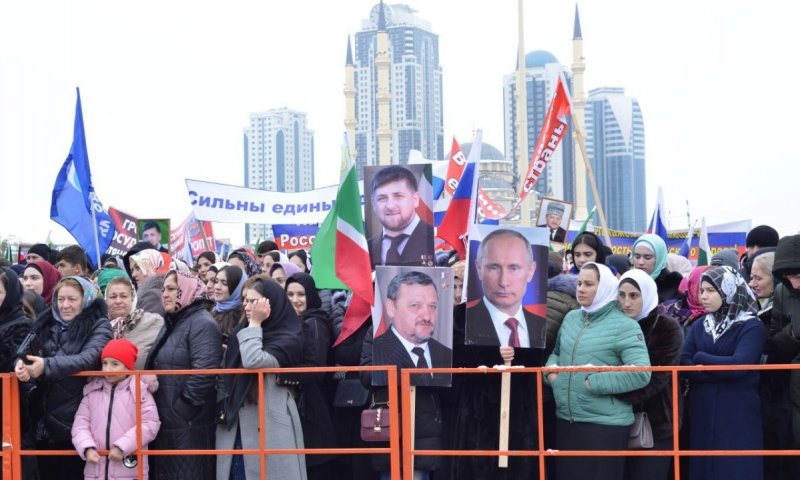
[436,130,482,260]
[646,186,669,242]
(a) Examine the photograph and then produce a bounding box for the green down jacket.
[546,301,651,426]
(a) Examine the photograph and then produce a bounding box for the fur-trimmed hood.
[548,273,578,297]
[34,298,108,352]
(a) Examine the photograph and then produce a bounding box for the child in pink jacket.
[71,339,161,479]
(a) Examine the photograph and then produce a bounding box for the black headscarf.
[222,278,303,428]
[285,272,322,311]
[0,267,25,322]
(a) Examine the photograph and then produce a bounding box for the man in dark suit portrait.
[466,229,547,348]
[373,271,452,386]
[537,201,567,243]
[367,165,434,267]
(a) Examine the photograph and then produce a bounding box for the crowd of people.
[1,224,799,480]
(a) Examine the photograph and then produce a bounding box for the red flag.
[511,74,571,210]
[444,137,467,197]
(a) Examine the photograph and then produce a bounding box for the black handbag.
[333,378,369,408]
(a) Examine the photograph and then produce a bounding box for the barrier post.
[9,374,22,479]
[2,375,11,478]
[135,372,144,480]
[536,369,546,480]
[258,371,267,477]
[672,369,680,480]
[389,367,403,480]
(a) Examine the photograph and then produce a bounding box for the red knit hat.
[101,339,138,370]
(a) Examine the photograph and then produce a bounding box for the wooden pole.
[570,112,613,246]
[498,359,512,467]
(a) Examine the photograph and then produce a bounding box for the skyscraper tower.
[571,4,589,219]
[585,87,646,232]
[243,108,315,243]
[503,52,575,202]
[352,3,444,174]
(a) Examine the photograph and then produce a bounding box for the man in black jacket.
[768,234,800,452]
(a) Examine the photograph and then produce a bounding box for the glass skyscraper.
[353,3,444,172]
[585,87,646,232]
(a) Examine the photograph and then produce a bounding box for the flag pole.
[570,112,612,246]
[90,204,102,268]
[514,0,531,227]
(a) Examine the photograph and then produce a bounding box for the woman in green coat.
[546,262,651,480]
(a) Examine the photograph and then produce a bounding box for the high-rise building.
[585,87,646,232]
[352,2,444,173]
[503,51,575,203]
[243,108,314,243]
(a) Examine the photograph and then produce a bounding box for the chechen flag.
[311,135,374,346]
[436,129,482,260]
[697,217,712,266]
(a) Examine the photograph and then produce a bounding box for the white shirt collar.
[481,295,530,348]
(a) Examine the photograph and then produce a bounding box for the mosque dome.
[525,50,559,68]
[460,142,505,160]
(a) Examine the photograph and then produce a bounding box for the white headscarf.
[581,262,619,314]
[618,268,659,321]
[667,253,693,278]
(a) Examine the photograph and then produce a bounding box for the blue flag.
[50,88,115,269]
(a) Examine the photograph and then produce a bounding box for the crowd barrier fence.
[2,364,800,480]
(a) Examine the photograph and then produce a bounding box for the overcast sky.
[1,0,797,247]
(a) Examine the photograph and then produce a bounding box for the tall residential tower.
[243,108,315,243]
[585,87,646,232]
[352,3,444,174]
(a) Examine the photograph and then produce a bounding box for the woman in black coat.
[0,267,39,480]
[15,276,112,480]
[616,269,684,480]
[145,271,222,480]
[285,272,338,480]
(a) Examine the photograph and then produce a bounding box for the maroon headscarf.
[25,260,62,306]
[680,265,710,320]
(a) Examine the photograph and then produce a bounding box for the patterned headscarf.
[130,250,171,278]
[228,249,262,277]
[632,234,669,279]
[581,262,619,314]
[52,276,100,325]
[619,268,659,321]
[701,266,759,343]
[170,271,207,311]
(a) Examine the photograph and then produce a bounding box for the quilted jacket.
[546,301,651,426]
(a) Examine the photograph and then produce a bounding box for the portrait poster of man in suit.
[364,164,435,268]
[536,198,572,246]
[464,226,548,348]
[371,266,453,387]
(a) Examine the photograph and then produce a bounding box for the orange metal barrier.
[4,364,800,479]
[1,366,401,480]
[400,363,800,480]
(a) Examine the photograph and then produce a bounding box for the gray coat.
[216,326,307,480]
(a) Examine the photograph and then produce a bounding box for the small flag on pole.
[646,186,669,242]
[697,217,711,266]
